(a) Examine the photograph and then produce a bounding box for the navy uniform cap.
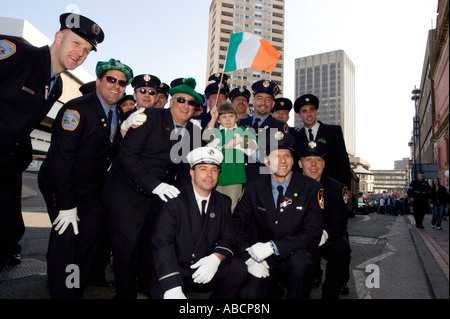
[132,74,161,90]
[208,73,229,84]
[79,81,96,95]
[229,87,251,101]
[294,94,319,113]
[266,131,295,156]
[157,83,170,97]
[59,13,104,51]
[297,141,326,158]
[271,97,292,113]
[204,81,230,97]
[251,80,280,98]
[170,78,186,88]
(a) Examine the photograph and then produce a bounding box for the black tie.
[252,118,260,133]
[308,128,314,141]
[276,185,284,210]
[201,200,207,221]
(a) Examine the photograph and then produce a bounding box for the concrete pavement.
[0,179,448,299]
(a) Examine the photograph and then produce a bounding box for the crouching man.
[150,147,247,299]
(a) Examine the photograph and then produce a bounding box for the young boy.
[203,103,257,211]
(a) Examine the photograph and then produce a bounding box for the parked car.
[356,197,368,214]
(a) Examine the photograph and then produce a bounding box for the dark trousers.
[240,249,316,299]
[150,257,247,299]
[320,237,352,299]
[0,161,25,272]
[108,210,148,299]
[413,200,429,227]
[40,184,104,299]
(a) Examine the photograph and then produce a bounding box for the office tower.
[206,0,285,94]
[294,50,356,156]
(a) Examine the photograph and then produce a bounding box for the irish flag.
[224,32,281,73]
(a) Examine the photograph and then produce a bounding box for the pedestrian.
[150,146,247,299]
[0,12,104,273]
[238,79,288,181]
[203,103,258,211]
[229,87,251,120]
[430,178,448,230]
[102,77,204,299]
[291,94,352,189]
[131,74,161,110]
[117,94,136,119]
[232,132,323,299]
[379,196,385,214]
[298,140,352,299]
[38,58,133,298]
[154,82,170,108]
[407,172,432,229]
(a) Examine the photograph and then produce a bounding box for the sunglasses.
[176,97,196,106]
[137,88,157,96]
[105,76,128,88]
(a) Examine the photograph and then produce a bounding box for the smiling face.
[170,93,196,126]
[190,163,220,197]
[133,87,158,109]
[299,155,325,181]
[252,93,275,117]
[265,148,294,183]
[96,70,127,108]
[51,29,93,74]
[298,104,317,129]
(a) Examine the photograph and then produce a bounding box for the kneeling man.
[151,147,246,299]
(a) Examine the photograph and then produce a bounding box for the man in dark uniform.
[132,74,161,109]
[407,172,432,228]
[238,79,288,181]
[0,12,104,272]
[38,58,133,298]
[150,146,246,299]
[291,94,352,189]
[229,87,251,120]
[155,82,170,108]
[298,141,352,299]
[232,132,323,299]
[271,97,292,124]
[102,78,204,299]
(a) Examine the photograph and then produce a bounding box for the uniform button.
[275,220,278,225]
[192,254,196,259]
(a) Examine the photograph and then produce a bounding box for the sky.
[0,0,438,170]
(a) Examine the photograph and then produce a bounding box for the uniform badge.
[209,212,215,219]
[62,109,80,131]
[274,131,284,140]
[143,74,151,82]
[263,80,270,88]
[280,198,292,208]
[342,187,349,204]
[308,141,317,149]
[91,24,101,35]
[317,137,326,144]
[318,188,325,209]
[0,39,16,60]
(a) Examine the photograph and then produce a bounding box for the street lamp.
[411,86,421,179]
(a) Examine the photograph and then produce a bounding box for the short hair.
[218,102,237,116]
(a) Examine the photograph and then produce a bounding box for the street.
[0,172,448,300]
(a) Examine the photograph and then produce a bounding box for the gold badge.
[208,149,214,156]
[91,24,101,35]
[143,74,151,82]
[263,80,270,88]
[308,141,317,148]
[239,88,245,93]
[274,131,284,140]
[305,98,310,102]
[280,101,285,106]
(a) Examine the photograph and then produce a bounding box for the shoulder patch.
[318,188,325,209]
[62,109,80,131]
[0,39,16,60]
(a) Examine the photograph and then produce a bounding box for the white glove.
[163,286,186,299]
[319,230,329,246]
[53,208,79,235]
[245,258,270,278]
[246,242,274,262]
[190,254,221,284]
[152,182,180,202]
[120,107,146,131]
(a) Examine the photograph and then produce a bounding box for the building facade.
[294,50,356,156]
[206,0,285,93]
[430,0,449,185]
[371,170,410,197]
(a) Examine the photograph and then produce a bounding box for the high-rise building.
[206,0,285,94]
[294,50,356,156]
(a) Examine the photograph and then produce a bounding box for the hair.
[432,178,441,189]
[218,102,237,116]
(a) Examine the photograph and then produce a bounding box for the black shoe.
[416,225,424,229]
[339,285,349,295]
[8,254,21,265]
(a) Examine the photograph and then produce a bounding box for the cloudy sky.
[1,0,438,169]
